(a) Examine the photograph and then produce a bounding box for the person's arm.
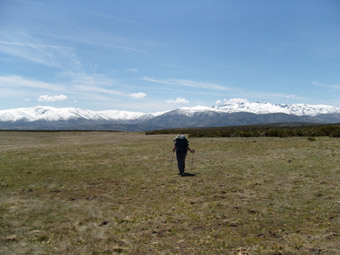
[173,146,176,152]
[188,146,195,153]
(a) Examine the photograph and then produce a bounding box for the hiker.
[173,134,195,176]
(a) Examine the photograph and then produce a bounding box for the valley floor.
[1,131,340,254]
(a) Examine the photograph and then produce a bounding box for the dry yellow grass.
[1,131,340,254]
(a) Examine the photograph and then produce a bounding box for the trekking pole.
[170,151,174,170]
[191,151,194,169]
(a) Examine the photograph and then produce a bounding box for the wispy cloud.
[238,90,307,103]
[92,13,140,25]
[217,64,277,78]
[214,89,306,104]
[68,75,148,100]
[38,32,147,53]
[166,97,189,104]
[73,85,124,96]
[0,74,144,105]
[141,76,306,104]
[0,41,65,49]
[125,68,139,73]
[38,94,67,102]
[0,88,29,98]
[59,72,117,87]
[5,0,42,5]
[142,77,232,91]
[0,32,81,69]
[312,81,340,89]
[0,75,63,91]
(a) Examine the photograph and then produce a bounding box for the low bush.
[146,124,340,138]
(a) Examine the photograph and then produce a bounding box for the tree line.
[145,123,340,138]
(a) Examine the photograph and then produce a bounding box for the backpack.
[175,135,188,153]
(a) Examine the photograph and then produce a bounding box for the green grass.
[1,132,340,254]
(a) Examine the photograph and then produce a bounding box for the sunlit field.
[1,131,340,254]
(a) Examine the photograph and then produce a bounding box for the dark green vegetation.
[1,132,340,254]
[146,123,340,138]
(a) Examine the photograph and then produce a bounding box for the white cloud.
[130,92,146,99]
[166,97,189,104]
[223,98,249,104]
[215,100,222,105]
[38,94,67,102]
[285,95,296,99]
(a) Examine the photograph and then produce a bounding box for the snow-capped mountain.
[1,99,340,131]
[211,98,340,116]
[0,106,154,122]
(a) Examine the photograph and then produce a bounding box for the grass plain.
[1,131,340,254]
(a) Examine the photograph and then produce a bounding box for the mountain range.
[1,99,340,131]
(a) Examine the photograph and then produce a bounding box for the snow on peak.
[0,106,151,122]
[212,98,340,116]
[1,99,340,123]
[173,106,214,117]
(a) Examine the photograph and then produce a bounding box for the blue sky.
[1,0,339,112]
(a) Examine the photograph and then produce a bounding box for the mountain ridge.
[1,99,340,131]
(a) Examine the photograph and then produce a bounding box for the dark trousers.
[176,152,187,174]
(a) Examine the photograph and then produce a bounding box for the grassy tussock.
[1,132,340,254]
